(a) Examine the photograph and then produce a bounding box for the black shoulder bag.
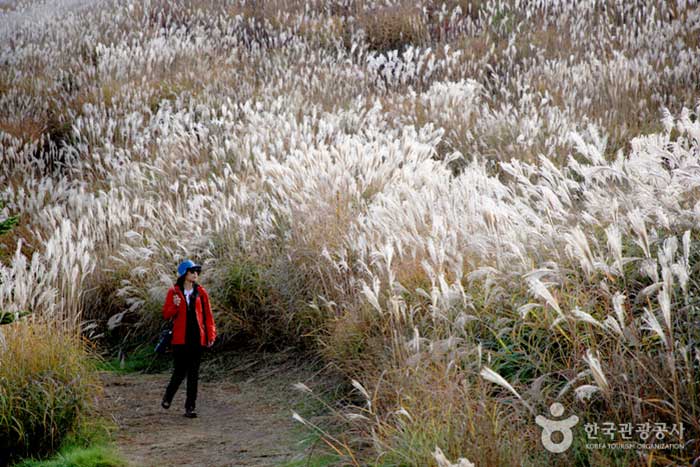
[155,319,173,354]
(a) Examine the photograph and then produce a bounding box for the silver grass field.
[1,0,700,465]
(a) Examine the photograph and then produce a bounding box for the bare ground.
[99,350,337,467]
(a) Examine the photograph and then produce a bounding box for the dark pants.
[163,344,202,410]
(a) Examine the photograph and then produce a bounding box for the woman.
[161,259,216,418]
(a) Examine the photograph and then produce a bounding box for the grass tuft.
[0,320,101,462]
[14,444,125,467]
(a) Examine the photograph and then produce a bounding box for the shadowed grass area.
[96,344,171,375]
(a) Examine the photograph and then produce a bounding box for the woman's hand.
[173,295,181,307]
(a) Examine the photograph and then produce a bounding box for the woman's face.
[185,269,200,283]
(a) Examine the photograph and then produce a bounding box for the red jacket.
[163,284,216,346]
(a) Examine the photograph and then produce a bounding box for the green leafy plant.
[0,214,17,236]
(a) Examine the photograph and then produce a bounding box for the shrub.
[211,258,278,346]
[0,320,101,462]
[357,5,429,53]
[212,256,314,349]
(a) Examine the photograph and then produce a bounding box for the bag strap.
[201,290,209,347]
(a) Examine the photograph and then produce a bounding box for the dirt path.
[100,351,334,467]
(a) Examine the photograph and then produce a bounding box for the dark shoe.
[161,400,171,410]
[184,408,197,418]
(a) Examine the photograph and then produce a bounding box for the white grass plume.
[480,366,532,413]
[434,447,474,467]
[583,350,610,394]
[526,277,562,316]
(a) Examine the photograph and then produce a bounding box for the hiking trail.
[99,350,334,467]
